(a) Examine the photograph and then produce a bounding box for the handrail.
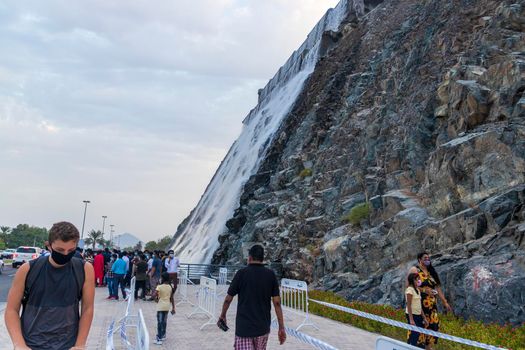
[179,262,283,282]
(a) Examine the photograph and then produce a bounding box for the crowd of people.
[77,247,180,345]
[36,242,181,345]
[5,220,453,350]
[71,247,180,302]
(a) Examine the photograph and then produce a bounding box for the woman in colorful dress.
[408,252,453,350]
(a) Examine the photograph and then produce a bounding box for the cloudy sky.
[0,0,339,243]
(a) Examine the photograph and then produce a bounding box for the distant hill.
[114,233,141,249]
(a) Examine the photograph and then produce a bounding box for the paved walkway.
[0,286,378,349]
[87,285,378,349]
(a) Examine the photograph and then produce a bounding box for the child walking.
[406,272,428,349]
[154,272,176,345]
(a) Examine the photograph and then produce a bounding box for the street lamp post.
[101,216,107,248]
[102,215,107,235]
[110,224,115,248]
[81,200,90,240]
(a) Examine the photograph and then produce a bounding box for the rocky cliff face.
[212,0,525,324]
[169,0,367,264]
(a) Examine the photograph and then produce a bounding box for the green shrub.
[299,168,313,178]
[342,202,370,225]
[308,290,525,350]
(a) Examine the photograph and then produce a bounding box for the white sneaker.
[160,336,167,341]
[154,339,163,345]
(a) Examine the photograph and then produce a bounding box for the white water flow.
[171,0,359,263]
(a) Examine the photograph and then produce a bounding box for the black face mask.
[51,248,76,265]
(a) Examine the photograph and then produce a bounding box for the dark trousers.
[135,279,146,300]
[168,272,178,292]
[406,313,425,348]
[114,274,127,300]
[125,269,132,287]
[107,275,116,297]
[156,311,168,340]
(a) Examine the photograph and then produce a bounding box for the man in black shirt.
[218,245,286,350]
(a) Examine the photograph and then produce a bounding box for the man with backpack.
[4,221,95,350]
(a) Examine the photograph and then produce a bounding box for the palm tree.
[87,230,103,250]
[96,237,110,249]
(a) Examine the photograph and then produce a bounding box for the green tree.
[157,236,172,251]
[87,230,103,250]
[0,226,10,248]
[99,239,112,249]
[144,235,172,252]
[84,238,94,248]
[6,224,48,248]
[133,241,143,251]
[145,240,157,251]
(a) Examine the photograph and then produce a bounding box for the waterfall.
[170,0,357,263]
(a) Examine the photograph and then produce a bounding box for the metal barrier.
[376,336,421,350]
[113,276,136,335]
[216,267,229,297]
[107,277,152,349]
[270,321,337,350]
[179,263,241,283]
[279,279,318,331]
[218,267,228,285]
[309,298,506,350]
[119,318,131,349]
[176,269,195,306]
[137,309,150,350]
[106,320,115,350]
[125,276,136,317]
[179,262,283,283]
[187,276,217,330]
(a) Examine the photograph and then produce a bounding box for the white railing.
[187,276,217,330]
[216,267,229,297]
[176,269,194,306]
[137,309,150,350]
[309,298,506,350]
[218,267,228,285]
[107,277,152,349]
[125,276,136,317]
[279,278,318,331]
[105,320,115,350]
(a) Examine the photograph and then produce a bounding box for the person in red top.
[93,250,105,287]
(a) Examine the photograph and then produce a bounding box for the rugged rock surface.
[210,0,525,324]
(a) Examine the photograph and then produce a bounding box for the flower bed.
[308,290,525,350]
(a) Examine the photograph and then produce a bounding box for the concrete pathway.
[0,285,378,349]
[87,286,378,350]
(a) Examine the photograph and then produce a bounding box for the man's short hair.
[48,221,80,244]
[248,244,264,262]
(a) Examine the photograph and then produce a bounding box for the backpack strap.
[22,256,48,307]
[71,257,85,301]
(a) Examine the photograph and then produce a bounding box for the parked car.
[0,258,4,274]
[1,248,16,259]
[12,246,41,268]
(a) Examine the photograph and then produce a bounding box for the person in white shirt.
[164,250,180,292]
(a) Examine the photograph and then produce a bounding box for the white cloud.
[0,0,340,241]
